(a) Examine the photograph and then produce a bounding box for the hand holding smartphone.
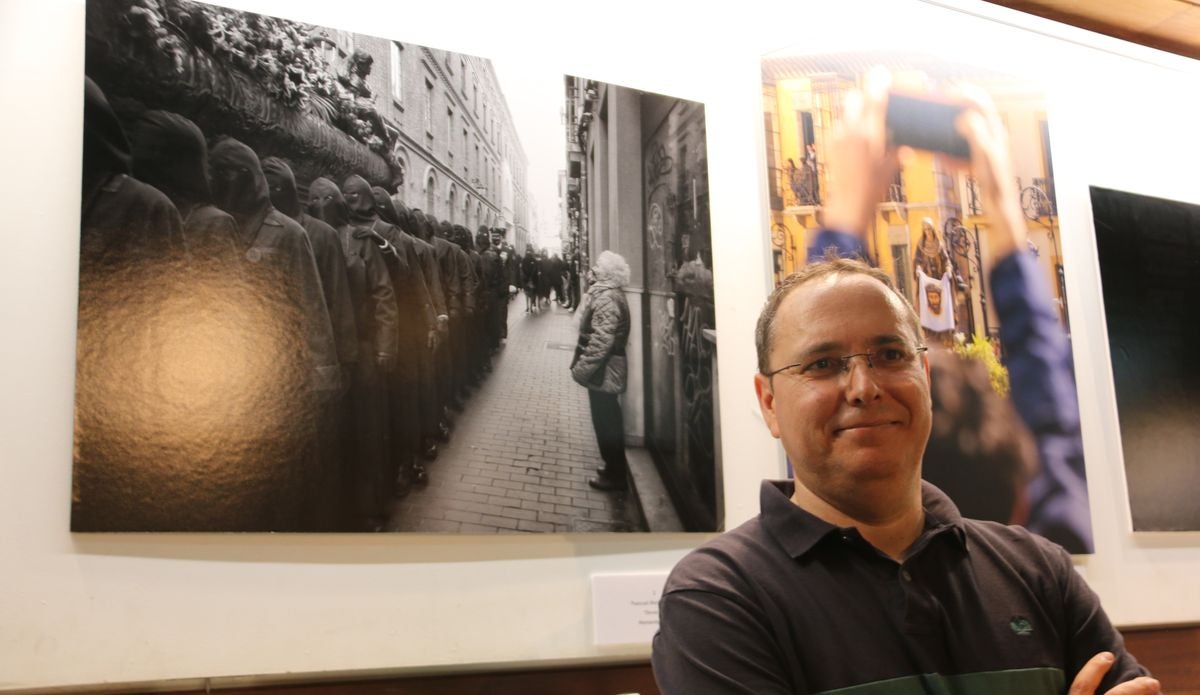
[885,92,971,160]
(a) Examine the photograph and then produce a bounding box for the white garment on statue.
[917,268,956,332]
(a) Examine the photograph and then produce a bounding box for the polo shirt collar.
[759,479,967,560]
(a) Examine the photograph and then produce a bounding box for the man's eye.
[877,348,907,365]
[803,357,837,376]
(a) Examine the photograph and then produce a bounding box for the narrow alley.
[386,299,644,533]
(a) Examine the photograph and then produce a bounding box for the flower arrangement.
[118,0,395,159]
[952,333,1010,396]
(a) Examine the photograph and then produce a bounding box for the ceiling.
[986,0,1200,59]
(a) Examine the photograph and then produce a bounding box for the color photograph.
[74,0,717,532]
[761,50,1093,552]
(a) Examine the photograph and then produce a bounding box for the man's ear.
[753,372,782,439]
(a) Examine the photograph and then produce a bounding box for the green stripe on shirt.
[816,667,1065,695]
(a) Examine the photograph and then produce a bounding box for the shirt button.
[901,570,912,581]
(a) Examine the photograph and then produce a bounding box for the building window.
[389,43,403,103]
[424,79,434,135]
[448,185,457,224]
[425,172,437,213]
[460,59,466,92]
[447,106,454,157]
[473,83,479,116]
[462,128,468,164]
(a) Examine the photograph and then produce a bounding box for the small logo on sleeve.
[1009,616,1034,636]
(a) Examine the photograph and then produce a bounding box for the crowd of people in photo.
[519,246,580,314]
[75,76,561,531]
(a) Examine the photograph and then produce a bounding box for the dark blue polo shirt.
[651,481,1146,694]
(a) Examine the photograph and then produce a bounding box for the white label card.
[591,572,669,646]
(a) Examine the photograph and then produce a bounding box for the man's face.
[754,274,931,507]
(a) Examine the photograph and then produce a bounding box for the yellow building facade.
[763,56,1068,342]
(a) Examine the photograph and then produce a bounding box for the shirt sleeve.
[1051,542,1150,689]
[807,228,868,263]
[991,250,1093,553]
[652,589,795,695]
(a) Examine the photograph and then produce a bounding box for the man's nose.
[842,355,882,405]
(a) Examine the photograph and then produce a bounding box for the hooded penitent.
[371,187,402,227]
[308,177,350,229]
[128,110,212,210]
[208,138,338,389]
[261,156,303,220]
[209,138,271,247]
[82,76,131,196]
[306,176,398,526]
[80,77,184,270]
[342,175,380,226]
[263,157,359,368]
[128,110,239,259]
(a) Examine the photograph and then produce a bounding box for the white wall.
[2,0,1198,689]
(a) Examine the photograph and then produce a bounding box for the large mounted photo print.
[75,0,718,533]
[1090,186,1200,532]
[761,50,1094,553]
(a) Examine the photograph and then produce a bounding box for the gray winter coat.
[571,282,630,393]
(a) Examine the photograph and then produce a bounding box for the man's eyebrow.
[869,334,909,346]
[790,334,908,359]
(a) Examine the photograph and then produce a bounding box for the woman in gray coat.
[570,251,632,491]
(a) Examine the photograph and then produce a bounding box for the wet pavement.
[386,298,644,533]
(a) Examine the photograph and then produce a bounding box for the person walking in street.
[570,251,632,492]
[521,246,540,314]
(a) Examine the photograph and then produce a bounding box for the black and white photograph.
[1090,186,1200,532]
[73,0,718,533]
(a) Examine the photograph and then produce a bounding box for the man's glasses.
[765,345,928,381]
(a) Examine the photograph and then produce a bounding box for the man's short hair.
[754,255,922,374]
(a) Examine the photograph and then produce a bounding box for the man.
[651,73,1157,695]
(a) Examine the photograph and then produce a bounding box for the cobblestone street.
[386,299,644,533]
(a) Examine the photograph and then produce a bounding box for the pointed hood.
[371,186,402,227]
[128,110,213,211]
[307,177,349,228]
[341,175,377,224]
[82,77,131,199]
[209,138,271,235]
[261,156,302,220]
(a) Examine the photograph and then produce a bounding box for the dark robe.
[262,158,360,529]
[79,78,185,275]
[477,244,504,349]
[74,78,191,531]
[394,204,446,442]
[210,139,339,392]
[308,177,398,525]
[262,157,358,369]
[209,138,340,530]
[345,176,428,484]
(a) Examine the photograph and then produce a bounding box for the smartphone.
[885,92,970,160]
